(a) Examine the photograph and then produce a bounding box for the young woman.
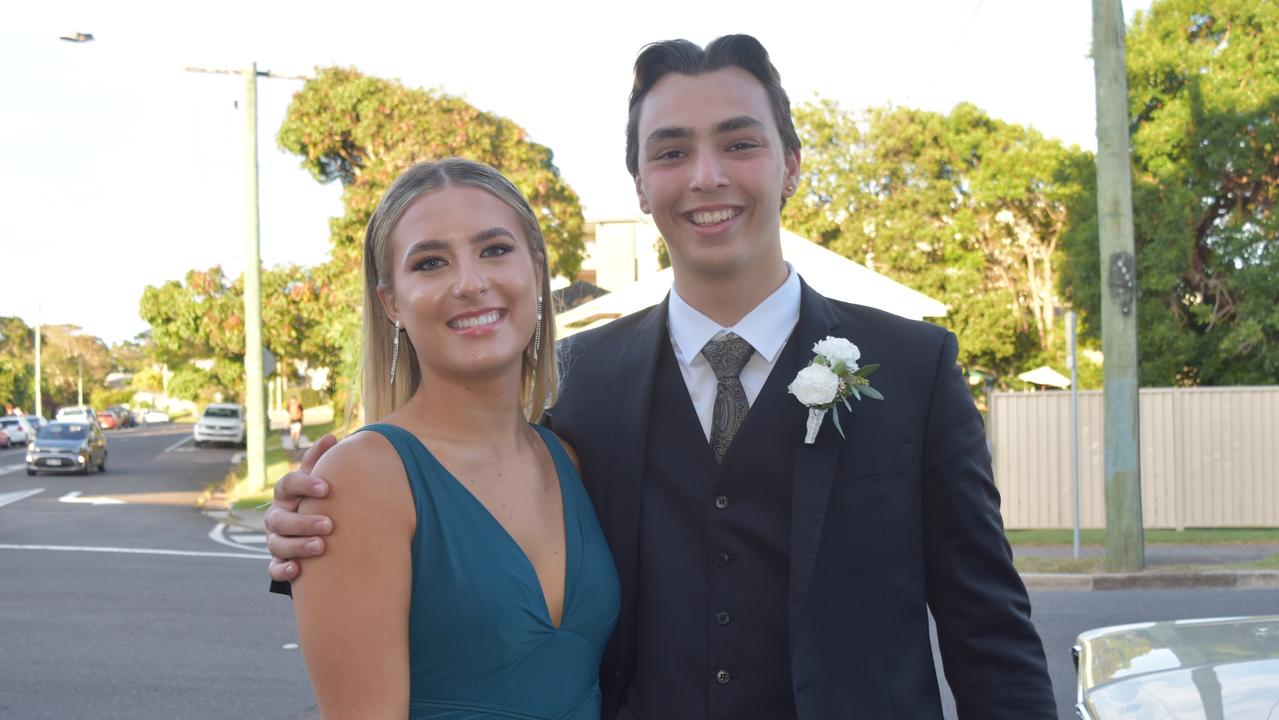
[290,159,618,720]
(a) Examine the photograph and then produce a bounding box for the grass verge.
[1006,528,1279,546]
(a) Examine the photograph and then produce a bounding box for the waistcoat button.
[716,669,731,684]
[716,611,731,625]
[715,494,729,509]
[714,551,730,567]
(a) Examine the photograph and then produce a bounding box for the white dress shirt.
[667,266,802,440]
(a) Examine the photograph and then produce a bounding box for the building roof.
[557,229,948,337]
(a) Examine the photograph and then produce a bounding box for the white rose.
[812,336,861,370]
[788,364,841,406]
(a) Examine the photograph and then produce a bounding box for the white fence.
[990,386,1279,529]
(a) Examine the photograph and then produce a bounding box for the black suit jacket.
[547,280,1055,719]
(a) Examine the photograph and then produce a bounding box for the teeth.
[689,208,739,226]
[450,310,501,329]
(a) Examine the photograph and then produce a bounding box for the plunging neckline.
[394,425,573,632]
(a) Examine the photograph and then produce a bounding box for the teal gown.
[360,423,619,720]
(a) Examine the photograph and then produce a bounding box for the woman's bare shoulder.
[308,429,408,509]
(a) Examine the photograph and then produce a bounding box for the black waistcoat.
[630,334,801,720]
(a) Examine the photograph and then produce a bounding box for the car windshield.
[204,407,241,419]
[0,419,21,428]
[39,424,89,439]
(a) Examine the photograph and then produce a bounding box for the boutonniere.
[787,336,883,444]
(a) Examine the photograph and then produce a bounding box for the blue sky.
[2,0,1152,344]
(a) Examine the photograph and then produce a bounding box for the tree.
[35,325,112,409]
[784,100,1094,386]
[1060,0,1279,385]
[276,67,588,405]
[0,316,35,410]
[138,264,339,400]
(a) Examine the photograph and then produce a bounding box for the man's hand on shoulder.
[266,433,337,583]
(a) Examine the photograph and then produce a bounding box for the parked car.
[96,411,118,430]
[0,416,35,445]
[194,403,246,447]
[0,428,10,449]
[55,405,99,425]
[25,415,48,433]
[106,406,137,428]
[26,421,108,475]
[142,409,170,423]
[1073,615,1279,719]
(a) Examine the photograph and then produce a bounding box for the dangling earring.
[533,295,543,358]
[389,319,401,385]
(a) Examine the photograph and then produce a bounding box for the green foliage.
[276,67,588,407]
[90,387,134,410]
[1061,0,1279,385]
[138,264,340,399]
[167,365,216,402]
[0,317,35,409]
[784,100,1094,388]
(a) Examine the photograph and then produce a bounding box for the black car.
[26,421,108,475]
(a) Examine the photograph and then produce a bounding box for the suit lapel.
[788,281,844,636]
[606,297,667,668]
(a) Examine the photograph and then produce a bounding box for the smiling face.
[378,185,541,383]
[633,66,800,284]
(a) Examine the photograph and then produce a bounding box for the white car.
[0,416,35,445]
[193,403,246,447]
[55,405,99,425]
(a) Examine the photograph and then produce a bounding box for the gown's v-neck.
[360,423,619,720]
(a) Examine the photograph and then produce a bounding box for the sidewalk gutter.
[1022,570,1279,591]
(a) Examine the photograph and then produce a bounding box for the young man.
[267,35,1055,719]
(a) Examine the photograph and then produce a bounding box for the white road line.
[208,522,271,555]
[0,463,26,476]
[0,543,267,560]
[59,491,127,506]
[0,488,44,508]
[230,533,268,544]
[163,435,193,453]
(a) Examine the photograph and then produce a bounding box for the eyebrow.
[644,115,767,145]
[403,227,517,259]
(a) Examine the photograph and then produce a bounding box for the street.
[3,426,1276,719]
[0,424,315,720]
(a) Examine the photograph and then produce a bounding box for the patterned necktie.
[701,332,756,464]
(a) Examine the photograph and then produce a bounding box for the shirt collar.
[668,264,801,365]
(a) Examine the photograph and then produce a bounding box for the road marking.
[163,436,193,453]
[230,533,268,544]
[0,488,44,508]
[0,463,26,476]
[59,491,127,506]
[0,543,267,560]
[208,522,270,555]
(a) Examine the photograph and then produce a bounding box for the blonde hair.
[361,158,558,424]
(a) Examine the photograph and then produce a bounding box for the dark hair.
[625,34,801,177]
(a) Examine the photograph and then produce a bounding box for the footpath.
[1016,542,1279,590]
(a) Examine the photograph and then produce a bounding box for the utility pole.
[1092,0,1144,572]
[186,64,307,493]
[78,356,84,406]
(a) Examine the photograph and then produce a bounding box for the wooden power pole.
[1092,0,1144,572]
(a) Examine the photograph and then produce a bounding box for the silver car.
[0,416,35,445]
[1073,615,1279,719]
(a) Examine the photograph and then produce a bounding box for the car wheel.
[99,452,107,472]
[26,468,36,476]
